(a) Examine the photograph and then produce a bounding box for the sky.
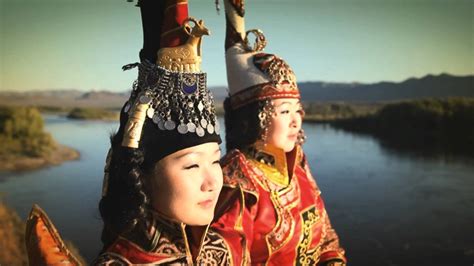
[0,0,473,92]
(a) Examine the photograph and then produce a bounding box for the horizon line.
[1,72,473,93]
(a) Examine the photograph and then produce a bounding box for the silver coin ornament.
[214,121,220,134]
[152,113,160,123]
[139,95,151,104]
[196,126,205,137]
[122,62,221,141]
[200,118,208,128]
[207,124,214,134]
[197,102,204,111]
[164,120,176,130]
[158,120,165,130]
[187,122,196,132]
[147,107,155,118]
[177,123,188,134]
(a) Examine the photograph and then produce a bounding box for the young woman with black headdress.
[25,1,239,265]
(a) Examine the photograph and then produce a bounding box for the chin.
[183,212,213,226]
[283,143,296,153]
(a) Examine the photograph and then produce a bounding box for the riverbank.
[0,144,80,172]
[330,98,474,156]
[66,107,119,121]
[0,106,80,172]
[0,201,27,265]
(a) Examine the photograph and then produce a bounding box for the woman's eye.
[212,160,220,165]
[280,110,290,115]
[184,164,199,170]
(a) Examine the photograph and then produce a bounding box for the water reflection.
[0,116,473,265]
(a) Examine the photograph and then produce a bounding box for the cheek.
[151,172,197,213]
[296,114,303,127]
[213,166,224,191]
[150,175,172,208]
[268,117,288,141]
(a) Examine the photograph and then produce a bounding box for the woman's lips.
[198,198,215,209]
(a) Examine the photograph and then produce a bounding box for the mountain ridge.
[0,74,472,107]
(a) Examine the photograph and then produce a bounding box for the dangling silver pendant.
[158,120,165,130]
[197,102,204,111]
[200,118,208,128]
[152,113,160,124]
[207,124,214,134]
[177,123,188,134]
[187,122,196,132]
[196,126,205,137]
[147,107,155,119]
[165,120,176,130]
[139,95,151,104]
[214,121,220,134]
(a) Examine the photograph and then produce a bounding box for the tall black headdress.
[103,0,220,197]
[121,0,220,153]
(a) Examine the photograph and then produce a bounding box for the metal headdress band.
[121,61,219,148]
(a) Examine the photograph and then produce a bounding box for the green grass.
[67,107,119,120]
[331,97,474,155]
[0,106,56,159]
[303,102,381,122]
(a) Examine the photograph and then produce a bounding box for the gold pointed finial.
[156,17,210,72]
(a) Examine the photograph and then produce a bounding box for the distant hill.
[209,86,228,103]
[0,89,129,109]
[298,73,473,102]
[1,74,472,107]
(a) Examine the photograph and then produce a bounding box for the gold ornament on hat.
[243,29,267,52]
[156,17,210,72]
[121,92,151,148]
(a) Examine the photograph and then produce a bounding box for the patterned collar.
[111,212,210,265]
[244,141,302,186]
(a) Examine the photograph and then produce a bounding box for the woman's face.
[266,98,304,152]
[150,142,223,225]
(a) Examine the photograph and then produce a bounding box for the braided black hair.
[224,97,265,151]
[98,102,161,249]
[98,0,166,248]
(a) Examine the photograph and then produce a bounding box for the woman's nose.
[201,167,221,192]
[290,112,301,128]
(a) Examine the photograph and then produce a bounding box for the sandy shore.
[0,144,80,172]
[0,201,27,265]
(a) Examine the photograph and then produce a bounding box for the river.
[0,115,473,265]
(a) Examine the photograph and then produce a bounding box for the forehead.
[272,98,300,106]
[166,142,221,160]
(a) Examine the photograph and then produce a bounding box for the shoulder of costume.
[25,204,84,266]
[221,148,260,199]
[297,146,322,195]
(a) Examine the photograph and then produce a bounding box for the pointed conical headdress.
[224,0,300,110]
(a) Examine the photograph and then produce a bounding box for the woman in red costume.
[25,1,238,265]
[212,1,347,265]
